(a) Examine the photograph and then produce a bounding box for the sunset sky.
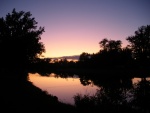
[1,0,150,58]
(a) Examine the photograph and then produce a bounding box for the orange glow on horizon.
[41,33,129,58]
[1,0,149,58]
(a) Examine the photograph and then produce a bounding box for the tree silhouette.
[0,8,45,68]
[79,52,91,62]
[99,38,122,52]
[99,38,108,51]
[107,40,122,51]
[126,25,150,64]
[132,78,150,113]
[97,38,123,66]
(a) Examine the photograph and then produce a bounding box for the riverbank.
[0,69,77,113]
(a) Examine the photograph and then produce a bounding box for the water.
[29,73,99,105]
[29,72,150,105]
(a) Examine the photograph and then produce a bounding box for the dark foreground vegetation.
[0,68,77,113]
[1,69,150,113]
[73,78,150,113]
[0,9,150,113]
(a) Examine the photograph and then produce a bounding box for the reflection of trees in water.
[33,69,150,112]
[74,74,150,113]
[74,76,133,112]
[131,78,150,113]
[80,78,93,86]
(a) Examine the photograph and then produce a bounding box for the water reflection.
[29,71,150,112]
[73,75,150,112]
[29,73,99,105]
[132,77,150,84]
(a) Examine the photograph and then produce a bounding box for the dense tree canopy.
[99,38,122,52]
[0,9,45,67]
[126,25,150,62]
[79,52,91,62]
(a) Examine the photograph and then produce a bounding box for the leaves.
[0,9,45,67]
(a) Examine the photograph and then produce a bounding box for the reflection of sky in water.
[132,77,150,84]
[28,73,99,105]
[132,78,141,84]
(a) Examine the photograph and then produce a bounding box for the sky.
[0,0,150,58]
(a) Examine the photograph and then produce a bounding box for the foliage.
[126,25,150,62]
[0,8,45,67]
[79,52,91,62]
[77,25,150,68]
[77,38,132,67]
[132,78,150,112]
[99,38,122,52]
[74,78,150,113]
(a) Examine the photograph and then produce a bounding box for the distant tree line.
[0,9,150,70]
[77,25,150,68]
[35,25,150,70]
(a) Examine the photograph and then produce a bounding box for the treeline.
[35,25,150,70]
[78,25,150,68]
[0,9,149,71]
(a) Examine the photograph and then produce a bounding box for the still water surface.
[29,72,150,105]
[29,73,99,105]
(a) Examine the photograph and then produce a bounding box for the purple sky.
[1,0,150,57]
